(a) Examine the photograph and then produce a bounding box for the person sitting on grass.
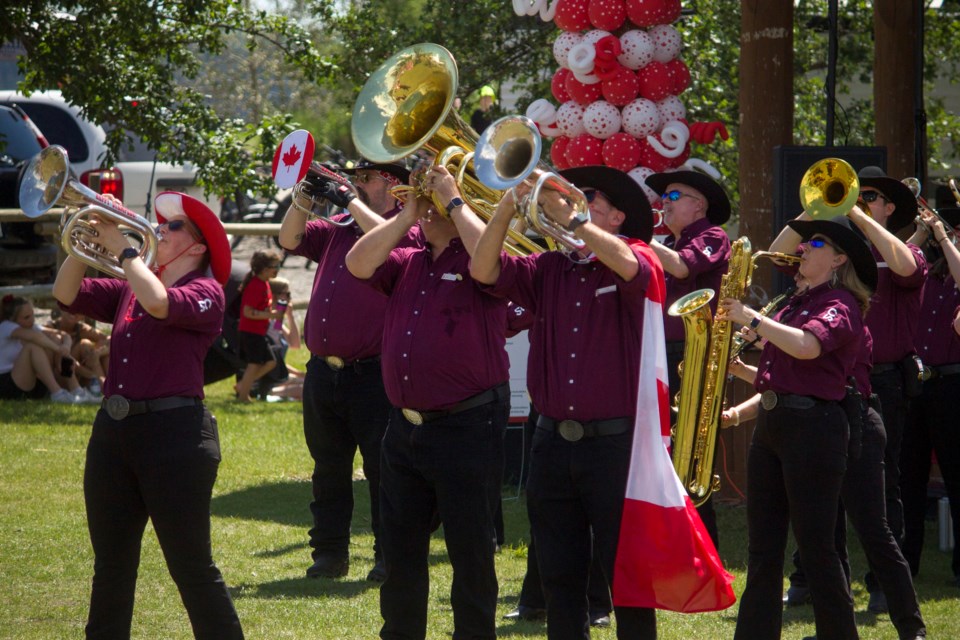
[235,249,283,402]
[0,295,96,404]
[254,276,304,401]
[46,309,110,396]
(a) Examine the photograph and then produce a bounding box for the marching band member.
[901,207,960,588]
[52,193,244,639]
[721,216,876,640]
[470,165,658,640]
[345,166,511,640]
[646,169,732,548]
[279,159,417,582]
[771,167,925,612]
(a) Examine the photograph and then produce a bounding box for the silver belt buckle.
[325,356,345,370]
[105,395,130,420]
[558,419,584,442]
[760,390,778,411]
[402,408,424,426]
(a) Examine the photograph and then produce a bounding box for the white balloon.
[582,101,622,140]
[628,166,660,205]
[582,29,612,46]
[556,101,587,138]
[512,0,559,21]
[567,42,596,76]
[647,120,690,158]
[649,24,683,63]
[656,96,687,123]
[526,99,562,138]
[553,31,583,70]
[618,30,655,70]
[621,98,660,138]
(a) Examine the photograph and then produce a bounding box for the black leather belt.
[102,395,201,420]
[871,362,900,375]
[759,390,830,411]
[537,415,632,442]
[924,363,960,380]
[323,355,380,373]
[401,383,509,426]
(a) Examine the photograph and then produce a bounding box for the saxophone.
[668,245,802,505]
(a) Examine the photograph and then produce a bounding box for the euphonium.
[18,145,158,279]
[668,236,752,505]
[800,157,860,219]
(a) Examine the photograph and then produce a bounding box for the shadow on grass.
[232,575,379,600]
[212,479,313,527]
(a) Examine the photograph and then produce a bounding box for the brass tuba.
[799,157,860,219]
[350,43,542,256]
[19,145,158,279]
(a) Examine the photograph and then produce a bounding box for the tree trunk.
[874,0,921,181]
[738,0,794,291]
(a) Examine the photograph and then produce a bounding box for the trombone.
[18,145,158,279]
[902,177,957,246]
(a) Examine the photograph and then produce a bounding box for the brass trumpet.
[289,161,356,227]
[19,145,157,279]
[902,177,957,245]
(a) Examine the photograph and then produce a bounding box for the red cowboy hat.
[154,191,231,285]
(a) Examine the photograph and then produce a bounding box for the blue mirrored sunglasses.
[662,189,699,202]
[860,190,888,204]
[805,237,838,250]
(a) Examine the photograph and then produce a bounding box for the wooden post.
[738,0,794,294]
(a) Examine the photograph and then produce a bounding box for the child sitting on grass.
[235,250,283,402]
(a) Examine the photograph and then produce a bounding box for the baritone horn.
[799,157,860,219]
[350,42,543,256]
[19,145,158,279]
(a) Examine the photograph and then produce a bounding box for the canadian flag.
[612,241,736,613]
[272,129,314,189]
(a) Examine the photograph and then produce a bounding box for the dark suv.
[0,104,52,286]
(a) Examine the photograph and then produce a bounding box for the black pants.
[84,405,243,639]
[302,355,391,561]
[379,396,509,640]
[902,373,960,579]
[516,529,612,615]
[527,426,656,640]
[733,402,856,640]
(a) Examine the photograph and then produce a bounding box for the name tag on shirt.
[441,272,463,281]
[596,285,617,297]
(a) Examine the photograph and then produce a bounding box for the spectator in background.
[254,276,304,402]
[235,249,283,403]
[471,85,496,134]
[0,295,95,404]
[47,309,110,396]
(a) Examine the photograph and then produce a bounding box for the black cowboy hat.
[558,166,654,242]
[645,170,731,225]
[857,166,917,232]
[344,160,411,184]
[787,216,878,293]
[937,207,960,229]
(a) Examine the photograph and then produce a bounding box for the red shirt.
[237,276,271,335]
[916,272,960,366]
[754,283,863,401]
[487,246,653,421]
[289,215,422,360]
[663,218,731,342]
[866,243,926,364]
[63,272,224,400]
[364,238,510,410]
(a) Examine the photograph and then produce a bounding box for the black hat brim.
[858,175,917,232]
[787,218,878,293]
[558,166,653,242]
[345,161,410,184]
[645,170,731,225]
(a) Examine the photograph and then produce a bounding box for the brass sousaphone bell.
[799,157,860,219]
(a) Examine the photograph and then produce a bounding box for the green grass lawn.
[3,365,960,638]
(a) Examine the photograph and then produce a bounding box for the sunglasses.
[583,189,609,204]
[804,237,838,251]
[662,189,700,203]
[354,172,386,184]
[860,190,889,204]
[156,218,203,242]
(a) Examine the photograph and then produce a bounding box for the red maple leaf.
[282,144,301,168]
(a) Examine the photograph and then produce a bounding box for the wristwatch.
[118,247,139,267]
[749,314,763,330]
[445,197,465,215]
[565,211,590,233]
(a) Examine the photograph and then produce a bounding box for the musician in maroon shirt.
[901,207,960,587]
[279,159,418,582]
[52,192,243,639]
[471,165,657,640]
[345,165,510,640]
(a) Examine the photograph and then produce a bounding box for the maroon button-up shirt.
[289,214,422,360]
[867,243,926,364]
[63,271,223,400]
[754,283,863,401]
[486,246,653,421]
[663,218,731,342]
[852,328,874,397]
[363,238,510,410]
[916,272,960,366]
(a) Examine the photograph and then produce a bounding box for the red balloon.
[601,67,640,106]
[550,136,573,170]
[637,137,672,172]
[666,59,691,95]
[588,0,627,31]
[565,133,605,168]
[668,143,691,169]
[565,74,603,106]
[625,0,681,27]
[637,61,672,102]
[552,68,573,103]
[554,0,591,32]
[602,133,642,172]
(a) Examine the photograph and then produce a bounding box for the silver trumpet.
[902,177,957,245]
[19,145,158,278]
